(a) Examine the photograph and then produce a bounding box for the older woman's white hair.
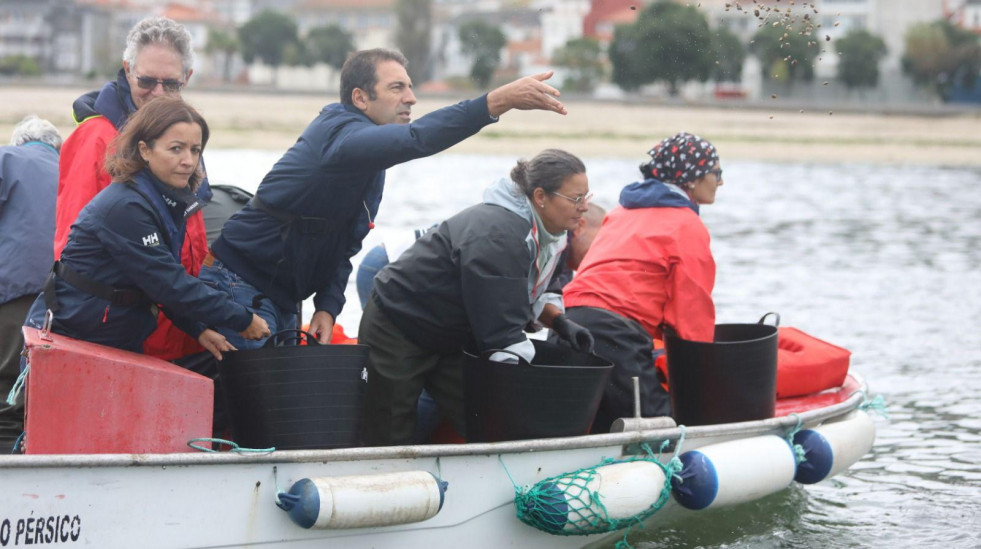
[10,115,63,150]
[122,16,195,75]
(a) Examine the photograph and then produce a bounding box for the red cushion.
[776,327,850,398]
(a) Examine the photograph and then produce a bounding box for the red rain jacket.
[562,205,716,342]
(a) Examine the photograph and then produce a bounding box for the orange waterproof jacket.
[563,203,716,342]
[56,86,209,360]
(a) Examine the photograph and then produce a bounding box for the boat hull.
[0,375,871,549]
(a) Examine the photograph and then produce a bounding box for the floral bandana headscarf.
[639,132,719,188]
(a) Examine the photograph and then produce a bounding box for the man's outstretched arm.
[486,71,568,118]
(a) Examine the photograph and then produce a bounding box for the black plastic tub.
[218,331,369,450]
[463,339,613,442]
[664,314,779,426]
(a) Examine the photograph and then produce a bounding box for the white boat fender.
[793,410,876,484]
[516,460,671,534]
[671,435,798,511]
[276,471,447,529]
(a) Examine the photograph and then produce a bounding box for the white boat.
[0,328,877,549]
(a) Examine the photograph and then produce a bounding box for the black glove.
[552,314,595,354]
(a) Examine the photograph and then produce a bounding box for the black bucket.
[217,330,369,450]
[665,313,779,426]
[463,339,613,442]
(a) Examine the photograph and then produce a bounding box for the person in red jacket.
[561,132,724,433]
[55,16,209,361]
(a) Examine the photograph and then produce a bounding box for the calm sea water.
[206,150,981,549]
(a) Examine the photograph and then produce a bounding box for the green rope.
[10,432,24,454]
[784,413,808,465]
[186,437,276,454]
[510,429,686,546]
[6,364,28,406]
[857,392,889,418]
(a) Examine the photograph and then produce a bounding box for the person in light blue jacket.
[201,48,569,349]
[0,116,62,451]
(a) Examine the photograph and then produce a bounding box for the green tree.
[750,21,817,87]
[609,22,644,91]
[238,10,298,67]
[396,0,432,84]
[206,27,238,82]
[835,29,887,90]
[281,41,308,67]
[903,20,981,101]
[0,55,40,76]
[609,2,714,95]
[306,24,355,70]
[552,37,604,93]
[458,20,506,89]
[711,26,745,82]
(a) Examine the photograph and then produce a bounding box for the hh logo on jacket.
[142,232,160,247]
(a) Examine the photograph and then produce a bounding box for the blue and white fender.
[523,461,667,532]
[671,435,797,511]
[277,471,447,529]
[793,410,876,484]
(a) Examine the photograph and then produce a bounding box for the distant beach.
[2,84,979,166]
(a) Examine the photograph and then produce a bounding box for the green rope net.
[511,441,684,542]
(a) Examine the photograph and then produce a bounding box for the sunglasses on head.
[134,74,185,93]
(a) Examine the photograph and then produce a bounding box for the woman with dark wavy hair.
[361,149,595,446]
[25,97,268,360]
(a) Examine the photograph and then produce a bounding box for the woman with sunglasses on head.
[25,97,269,361]
[560,132,725,434]
[54,16,213,363]
[360,149,595,446]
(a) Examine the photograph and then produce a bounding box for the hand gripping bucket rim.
[217,330,369,450]
[463,339,613,442]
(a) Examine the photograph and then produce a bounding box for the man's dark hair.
[340,49,408,106]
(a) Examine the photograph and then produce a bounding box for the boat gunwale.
[0,374,868,469]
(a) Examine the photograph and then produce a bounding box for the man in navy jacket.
[203,48,568,347]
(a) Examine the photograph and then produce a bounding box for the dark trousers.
[563,306,670,433]
[0,294,35,451]
[360,295,465,446]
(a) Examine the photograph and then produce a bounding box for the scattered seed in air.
[829,111,834,115]
[771,94,777,99]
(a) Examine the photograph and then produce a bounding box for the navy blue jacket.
[25,170,252,353]
[212,97,496,318]
[0,142,58,304]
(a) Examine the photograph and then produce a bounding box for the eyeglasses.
[133,73,185,93]
[708,168,723,180]
[550,191,593,205]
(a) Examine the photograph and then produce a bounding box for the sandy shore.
[2,84,979,166]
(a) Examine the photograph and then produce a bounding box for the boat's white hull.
[0,383,871,549]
